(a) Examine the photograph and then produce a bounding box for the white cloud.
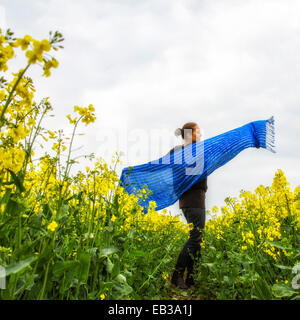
[0,5,6,30]
[2,0,300,217]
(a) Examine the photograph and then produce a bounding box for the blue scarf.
[119,116,275,214]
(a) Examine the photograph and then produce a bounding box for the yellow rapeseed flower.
[66,114,78,125]
[25,49,43,64]
[162,273,169,280]
[47,221,58,232]
[14,37,30,50]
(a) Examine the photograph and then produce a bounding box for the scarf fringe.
[266,115,276,153]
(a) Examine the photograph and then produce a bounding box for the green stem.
[91,263,99,293]
[20,103,48,183]
[57,115,83,217]
[0,64,30,128]
[138,244,173,291]
[18,208,22,251]
[63,116,83,182]
[38,235,55,300]
[38,260,50,300]
[75,281,80,300]
[60,274,65,300]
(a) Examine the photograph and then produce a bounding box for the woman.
[167,122,208,290]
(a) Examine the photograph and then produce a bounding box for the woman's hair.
[174,122,198,139]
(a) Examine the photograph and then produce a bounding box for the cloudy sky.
[1,0,300,220]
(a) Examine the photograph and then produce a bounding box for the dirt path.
[163,278,206,300]
[167,286,203,300]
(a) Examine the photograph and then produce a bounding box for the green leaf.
[132,250,147,257]
[272,283,297,298]
[77,251,91,283]
[107,224,114,232]
[29,215,43,230]
[253,276,273,300]
[58,204,69,219]
[117,237,126,243]
[53,260,80,277]
[5,256,36,276]
[99,246,119,258]
[87,247,98,257]
[0,188,11,206]
[115,274,127,285]
[113,281,133,296]
[201,262,215,269]
[6,169,25,193]
[105,257,114,274]
[124,269,133,277]
[111,260,121,279]
[265,240,292,250]
[274,264,292,271]
[127,229,134,239]
[99,280,114,291]
[42,203,54,219]
[5,198,18,216]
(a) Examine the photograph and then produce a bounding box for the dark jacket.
[167,144,207,209]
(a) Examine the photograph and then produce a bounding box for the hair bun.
[174,128,182,137]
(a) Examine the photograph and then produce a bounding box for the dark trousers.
[174,207,206,277]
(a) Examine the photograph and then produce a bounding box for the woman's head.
[175,122,202,144]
